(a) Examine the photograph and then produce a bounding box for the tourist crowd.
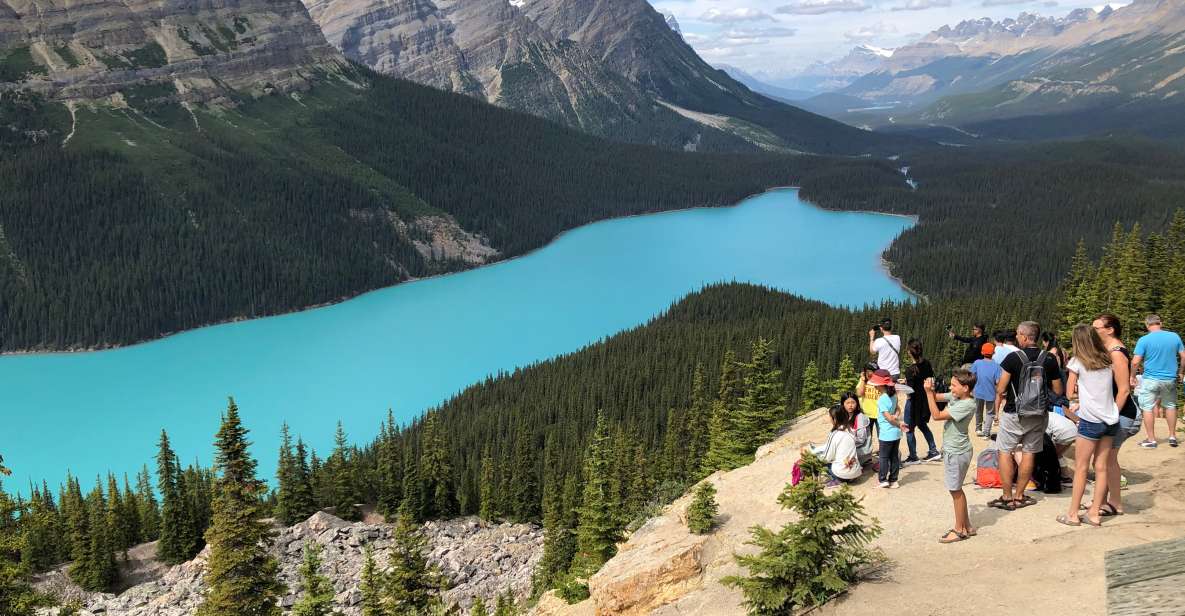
[804,315,1184,544]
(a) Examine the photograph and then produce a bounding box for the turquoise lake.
[2,188,912,491]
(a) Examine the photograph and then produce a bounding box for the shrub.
[722,453,881,615]
[686,482,719,535]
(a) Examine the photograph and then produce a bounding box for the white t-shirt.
[1067,356,1119,425]
[873,335,902,375]
[992,344,1020,365]
[1046,412,1077,446]
[819,429,861,480]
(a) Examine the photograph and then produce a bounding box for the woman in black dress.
[903,338,940,464]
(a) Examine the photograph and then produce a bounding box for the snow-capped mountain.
[773,44,896,94]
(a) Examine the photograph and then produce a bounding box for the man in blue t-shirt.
[1132,314,1185,448]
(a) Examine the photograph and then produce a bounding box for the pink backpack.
[790,459,804,486]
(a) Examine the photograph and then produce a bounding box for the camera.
[932,375,949,393]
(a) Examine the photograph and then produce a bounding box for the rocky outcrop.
[39,512,543,616]
[0,0,349,103]
[302,0,668,136]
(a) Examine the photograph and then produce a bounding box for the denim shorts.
[1113,415,1139,449]
[1137,377,1178,411]
[1077,417,1119,441]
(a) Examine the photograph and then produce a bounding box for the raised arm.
[869,329,878,356]
[924,378,953,420]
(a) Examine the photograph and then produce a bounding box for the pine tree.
[385,507,448,614]
[80,483,118,591]
[292,543,338,616]
[292,439,317,522]
[276,423,298,525]
[419,413,454,520]
[659,407,686,486]
[493,591,517,616]
[825,355,859,401]
[0,465,47,616]
[722,454,881,615]
[377,411,404,516]
[329,422,358,521]
[509,430,539,522]
[686,482,718,535]
[401,448,423,522]
[797,360,825,415]
[702,349,749,474]
[570,412,621,579]
[684,363,712,478]
[197,398,285,616]
[120,473,142,549]
[1116,225,1151,346]
[478,446,497,521]
[156,430,189,564]
[470,597,490,616]
[359,546,384,616]
[737,338,788,446]
[136,465,161,543]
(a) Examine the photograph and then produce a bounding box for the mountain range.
[790,0,1185,140]
[299,0,907,153]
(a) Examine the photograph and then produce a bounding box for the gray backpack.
[1011,350,1051,417]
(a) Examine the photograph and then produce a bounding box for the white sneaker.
[879,481,890,488]
[890,481,901,489]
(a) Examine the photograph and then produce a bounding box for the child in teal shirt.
[869,370,905,488]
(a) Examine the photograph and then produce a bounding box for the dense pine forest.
[801,139,1185,297]
[0,74,824,352]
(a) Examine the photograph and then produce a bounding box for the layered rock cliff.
[0,0,349,102]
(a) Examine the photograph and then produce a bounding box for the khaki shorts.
[943,450,972,491]
[997,412,1047,454]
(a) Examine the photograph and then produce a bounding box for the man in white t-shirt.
[991,330,1020,365]
[869,319,902,379]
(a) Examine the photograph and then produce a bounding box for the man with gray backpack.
[989,321,1064,510]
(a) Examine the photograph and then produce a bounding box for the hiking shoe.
[890,481,901,489]
[1171,437,1179,448]
[902,457,922,466]
[879,481,890,488]
[1139,439,1158,449]
[923,451,942,462]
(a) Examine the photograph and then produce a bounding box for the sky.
[652,0,1125,76]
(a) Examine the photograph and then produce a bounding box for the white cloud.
[844,21,898,40]
[981,0,1031,6]
[891,0,952,10]
[700,7,775,22]
[775,0,869,15]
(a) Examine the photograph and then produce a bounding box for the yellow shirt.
[858,378,880,418]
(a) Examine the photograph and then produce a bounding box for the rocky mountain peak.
[0,0,348,103]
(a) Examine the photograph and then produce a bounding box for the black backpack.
[1010,350,1051,416]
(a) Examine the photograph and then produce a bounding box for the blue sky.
[653,0,1122,75]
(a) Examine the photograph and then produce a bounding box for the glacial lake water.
[2,188,912,491]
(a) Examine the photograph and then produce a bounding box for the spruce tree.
[385,507,448,614]
[703,349,751,474]
[684,363,712,478]
[197,398,285,616]
[292,543,338,616]
[276,423,298,525]
[470,597,490,616]
[292,439,317,522]
[478,446,497,521]
[377,411,404,516]
[797,360,825,415]
[329,422,358,521]
[493,591,517,616]
[0,466,46,616]
[826,356,859,400]
[136,465,161,543]
[509,430,538,522]
[359,546,384,616]
[722,454,881,615]
[156,430,188,564]
[686,482,718,535]
[660,408,686,486]
[120,473,142,549]
[419,413,454,520]
[570,412,621,579]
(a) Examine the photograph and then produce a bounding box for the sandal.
[1013,495,1038,509]
[939,529,968,544]
[987,497,1013,510]
[1100,503,1123,517]
[1056,514,1081,527]
[1082,515,1103,527]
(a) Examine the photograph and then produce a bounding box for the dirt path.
[549,408,1185,616]
[821,417,1185,616]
